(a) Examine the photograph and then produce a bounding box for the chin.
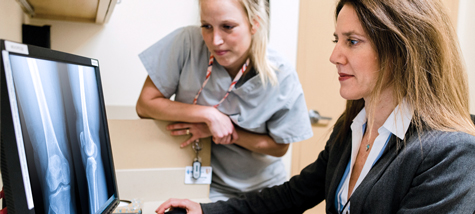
[340,90,363,101]
[214,56,231,67]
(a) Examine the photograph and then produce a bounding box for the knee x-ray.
[9,55,109,214]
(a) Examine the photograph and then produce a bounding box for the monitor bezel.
[0,39,119,214]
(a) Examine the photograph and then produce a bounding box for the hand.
[167,123,212,147]
[204,108,239,145]
[155,198,202,214]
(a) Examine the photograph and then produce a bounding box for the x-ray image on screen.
[9,54,109,214]
[66,63,109,213]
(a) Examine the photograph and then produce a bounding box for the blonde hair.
[334,0,475,143]
[199,0,277,86]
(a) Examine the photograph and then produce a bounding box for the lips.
[214,50,228,56]
[338,73,353,81]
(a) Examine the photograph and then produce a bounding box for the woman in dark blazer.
[156,0,475,213]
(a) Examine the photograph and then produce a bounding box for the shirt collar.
[350,99,413,140]
[351,107,367,131]
[382,99,413,140]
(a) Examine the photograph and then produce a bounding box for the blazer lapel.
[327,133,353,213]
[346,133,401,213]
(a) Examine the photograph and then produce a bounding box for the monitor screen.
[1,40,119,214]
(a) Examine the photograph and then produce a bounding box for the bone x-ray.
[9,54,109,214]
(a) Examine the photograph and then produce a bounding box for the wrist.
[201,106,218,125]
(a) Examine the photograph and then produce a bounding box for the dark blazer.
[201,122,475,214]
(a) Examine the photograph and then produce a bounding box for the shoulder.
[180,25,202,39]
[266,48,295,76]
[405,130,475,168]
[140,25,203,55]
[400,130,475,210]
[430,131,475,156]
[264,48,302,91]
[168,25,203,45]
[417,130,475,153]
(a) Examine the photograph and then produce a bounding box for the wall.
[269,0,300,69]
[0,0,24,42]
[458,0,475,114]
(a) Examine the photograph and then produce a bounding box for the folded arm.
[233,126,289,157]
[137,76,236,145]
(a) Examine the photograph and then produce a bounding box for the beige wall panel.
[108,119,211,170]
[116,168,210,202]
[0,0,23,42]
[109,119,212,205]
[442,0,460,29]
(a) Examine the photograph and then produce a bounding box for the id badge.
[192,159,201,179]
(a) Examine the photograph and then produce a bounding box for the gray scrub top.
[139,26,313,196]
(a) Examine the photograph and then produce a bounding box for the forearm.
[136,76,216,123]
[234,126,289,157]
[136,96,213,123]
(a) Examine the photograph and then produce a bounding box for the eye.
[332,39,338,43]
[201,24,212,29]
[222,24,235,30]
[348,39,359,46]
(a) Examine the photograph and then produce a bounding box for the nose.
[329,42,345,65]
[213,30,224,46]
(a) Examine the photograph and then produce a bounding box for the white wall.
[269,0,300,68]
[0,0,24,42]
[458,0,475,114]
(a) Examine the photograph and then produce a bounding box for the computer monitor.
[0,40,119,214]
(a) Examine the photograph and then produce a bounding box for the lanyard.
[189,54,249,179]
[192,55,250,108]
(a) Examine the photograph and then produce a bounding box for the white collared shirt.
[336,100,413,213]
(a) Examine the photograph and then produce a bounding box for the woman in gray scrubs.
[136,0,313,202]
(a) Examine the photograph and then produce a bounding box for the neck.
[225,58,251,79]
[222,51,251,79]
[364,87,396,133]
[226,67,241,79]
